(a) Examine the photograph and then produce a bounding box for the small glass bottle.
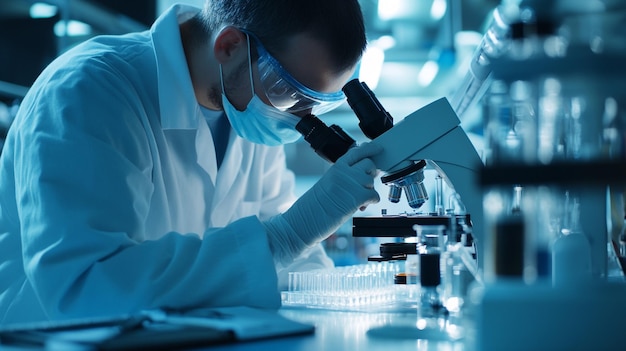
[616,216,626,278]
[418,252,447,321]
[552,198,592,286]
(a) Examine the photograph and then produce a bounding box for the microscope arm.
[370,98,460,172]
[369,98,484,266]
[412,126,484,246]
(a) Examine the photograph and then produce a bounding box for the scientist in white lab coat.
[0,0,381,324]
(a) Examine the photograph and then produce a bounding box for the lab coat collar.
[151,4,202,130]
[150,5,261,211]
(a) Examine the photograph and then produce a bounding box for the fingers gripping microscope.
[295,79,484,270]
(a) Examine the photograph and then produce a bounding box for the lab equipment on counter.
[293,74,484,311]
[281,262,403,311]
[450,0,521,119]
[469,1,626,350]
[357,96,485,270]
[418,251,446,320]
[297,79,483,256]
[479,0,626,281]
[288,79,483,344]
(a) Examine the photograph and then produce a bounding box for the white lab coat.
[0,4,332,324]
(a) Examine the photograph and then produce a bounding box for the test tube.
[435,174,444,216]
[282,263,402,310]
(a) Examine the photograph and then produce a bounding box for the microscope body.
[360,97,484,266]
[297,79,483,266]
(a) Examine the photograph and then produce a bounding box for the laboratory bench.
[207,307,468,351]
[0,308,468,351]
[205,279,626,351]
[0,299,469,351]
[3,281,626,351]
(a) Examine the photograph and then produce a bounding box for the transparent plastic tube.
[281,262,403,311]
[450,1,521,117]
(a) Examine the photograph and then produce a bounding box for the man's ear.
[213,26,248,64]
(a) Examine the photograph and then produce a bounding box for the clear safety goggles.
[246,31,347,115]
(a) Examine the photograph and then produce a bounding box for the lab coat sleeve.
[256,144,297,219]
[13,55,280,320]
[275,244,334,290]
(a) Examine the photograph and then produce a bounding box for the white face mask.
[220,35,302,146]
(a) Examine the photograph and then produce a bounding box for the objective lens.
[404,180,429,209]
[381,160,429,210]
[388,184,402,203]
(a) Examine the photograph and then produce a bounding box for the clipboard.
[0,306,314,350]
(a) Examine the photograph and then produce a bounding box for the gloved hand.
[264,142,382,265]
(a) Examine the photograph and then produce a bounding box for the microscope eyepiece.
[295,114,355,163]
[297,79,394,164]
[343,79,393,140]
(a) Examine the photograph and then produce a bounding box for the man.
[0,0,381,324]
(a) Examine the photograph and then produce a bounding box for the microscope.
[296,79,484,271]
[353,97,483,267]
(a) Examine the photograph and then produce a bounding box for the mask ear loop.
[244,33,254,98]
[219,65,226,95]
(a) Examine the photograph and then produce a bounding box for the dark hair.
[197,0,366,73]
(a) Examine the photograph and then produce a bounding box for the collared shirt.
[0,4,331,324]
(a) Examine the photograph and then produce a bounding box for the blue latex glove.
[264,142,382,265]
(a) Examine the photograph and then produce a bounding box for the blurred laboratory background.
[0,0,499,265]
